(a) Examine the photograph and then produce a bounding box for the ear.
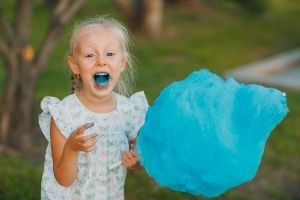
[120,56,127,72]
[67,56,80,75]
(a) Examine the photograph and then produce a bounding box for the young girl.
[39,16,148,200]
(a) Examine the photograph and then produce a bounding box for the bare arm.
[50,119,97,186]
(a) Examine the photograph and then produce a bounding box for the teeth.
[95,72,108,76]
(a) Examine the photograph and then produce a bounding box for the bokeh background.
[0,0,300,199]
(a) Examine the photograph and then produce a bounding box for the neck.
[76,90,116,113]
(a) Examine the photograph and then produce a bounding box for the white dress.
[39,91,148,200]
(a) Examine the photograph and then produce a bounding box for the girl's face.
[68,26,126,98]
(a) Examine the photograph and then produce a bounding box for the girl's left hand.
[121,150,139,169]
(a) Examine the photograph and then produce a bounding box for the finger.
[126,151,136,161]
[129,150,138,160]
[82,142,97,152]
[77,133,97,143]
[81,137,97,149]
[122,152,131,160]
[129,150,138,158]
[83,122,94,129]
[123,152,137,165]
[83,145,97,152]
[126,157,137,167]
[77,122,94,135]
[84,133,99,142]
[129,143,135,150]
[82,139,97,152]
[67,134,82,150]
[122,155,132,165]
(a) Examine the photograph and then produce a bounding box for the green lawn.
[1,0,300,199]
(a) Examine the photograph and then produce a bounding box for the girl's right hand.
[65,122,98,153]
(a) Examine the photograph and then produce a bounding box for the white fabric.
[39,92,148,200]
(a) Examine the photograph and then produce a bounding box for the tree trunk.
[142,0,164,37]
[45,0,59,8]
[114,0,164,37]
[0,61,37,151]
[0,0,86,152]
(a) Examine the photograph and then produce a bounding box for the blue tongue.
[94,74,110,86]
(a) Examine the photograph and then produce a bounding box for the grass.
[1,0,300,199]
[0,153,43,200]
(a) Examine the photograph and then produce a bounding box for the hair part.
[68,16,136,97]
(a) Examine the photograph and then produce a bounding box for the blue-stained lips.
[93,72,110,86]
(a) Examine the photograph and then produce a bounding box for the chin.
[92,84,114,98]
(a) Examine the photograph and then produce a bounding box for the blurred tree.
[45,0,59,8]
[231,0,268,14]
[114,0,164,37]
[0,0,86,151]
[166,0,268,14]
[220,0,269,14]
[165,0,196,3]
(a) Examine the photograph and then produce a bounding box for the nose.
[96,54,107,66]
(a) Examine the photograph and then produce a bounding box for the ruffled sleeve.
[127,91,149,140]
[39,96,73,141]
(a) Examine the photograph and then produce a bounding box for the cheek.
[77,59,95,70]
[111,62,124,80]
[111,57,125,70]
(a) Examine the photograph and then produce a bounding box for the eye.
[106,52,115,56]
[85,54,94,58]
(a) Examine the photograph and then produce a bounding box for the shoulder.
[117,91,149,119]
[117,91,149,112]
[40,93,76,112]
[117,92,149,140]
[39,94,76,141]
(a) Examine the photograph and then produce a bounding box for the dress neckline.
[73,92,119,115]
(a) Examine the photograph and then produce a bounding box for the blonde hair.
[68,16,136,96]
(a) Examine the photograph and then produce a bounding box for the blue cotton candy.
[136,69,288,198]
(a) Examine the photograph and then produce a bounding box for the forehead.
[73,26,122,49]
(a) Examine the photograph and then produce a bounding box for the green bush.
[0,154,43,200]
[234,0,269,14]
[219,0,269,14]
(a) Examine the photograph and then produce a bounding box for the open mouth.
[93,72,111,86]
